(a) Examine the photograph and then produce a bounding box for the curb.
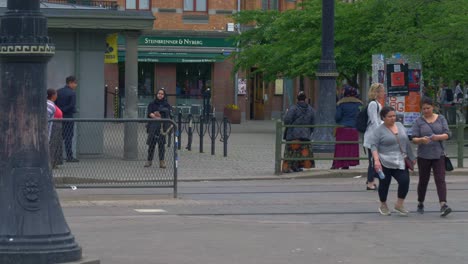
[177,168,468,182]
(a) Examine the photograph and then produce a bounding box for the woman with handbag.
[411,98,452,217]
[369,106,416,216]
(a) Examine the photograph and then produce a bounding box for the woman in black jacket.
[145,88,172,168]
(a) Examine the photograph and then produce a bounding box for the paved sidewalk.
[177,119,468,181]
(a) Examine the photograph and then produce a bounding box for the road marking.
[134,209,167,213]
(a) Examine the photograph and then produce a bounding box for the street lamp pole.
[313,0,339,153]
[0,0,82,263]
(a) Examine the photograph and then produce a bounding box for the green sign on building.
[139,36,235,48]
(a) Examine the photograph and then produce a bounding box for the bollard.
[187,114,193,151]
[199,115,204,153]
[275,120,283,175]
[173,131,178,198]
[177,112,182,150]
[211,116,216,155]
[223,117,228,157]
[457,121,464,168]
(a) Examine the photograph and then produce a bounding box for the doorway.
[248,69,265,120]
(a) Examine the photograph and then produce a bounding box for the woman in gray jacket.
[282,92,315,173]
[370,106,416,216]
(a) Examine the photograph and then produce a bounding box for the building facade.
[107,0,314,120]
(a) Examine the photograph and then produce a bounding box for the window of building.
[262,0,278,10]
[126,0,150,10]
[176,63,212,108]
[184,0,207,12]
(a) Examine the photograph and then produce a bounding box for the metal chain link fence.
[49,119,177,197]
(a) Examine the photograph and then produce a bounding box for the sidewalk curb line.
[178,170,468,182]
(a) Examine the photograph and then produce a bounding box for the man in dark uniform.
[56,76,79,162]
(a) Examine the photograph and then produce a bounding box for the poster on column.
[388,96,405,123]
[403,92,421,127]
[386,63,409,96]
[408,69,421,91]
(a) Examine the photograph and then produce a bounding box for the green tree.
[232,1,322,82]
[370,0,468,82]
[232,0,467,85]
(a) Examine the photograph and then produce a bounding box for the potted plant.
[223,104,241,124]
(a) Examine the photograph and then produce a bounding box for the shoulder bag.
[391,126,414,171]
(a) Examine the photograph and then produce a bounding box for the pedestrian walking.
[56,76,79,162]
[363,83,385,190]
[331,85,362,170]
[145,88,172,168]
[411,98,452,217]
[369,106,416,216]
[282,91,315,173]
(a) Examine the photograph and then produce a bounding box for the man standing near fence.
[56,76,79,162]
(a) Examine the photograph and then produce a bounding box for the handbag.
[422,118,453,171]
[445,156,454,171]
[391,127,414,171]
[404,156,414,171]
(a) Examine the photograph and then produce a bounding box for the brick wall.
[152,0,237,31]
[212,60,234,113]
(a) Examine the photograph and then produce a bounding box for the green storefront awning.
[118,51,230,63]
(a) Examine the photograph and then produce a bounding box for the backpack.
[445,89,454,102]
[356,100,378,133]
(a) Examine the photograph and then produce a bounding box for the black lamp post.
[312,0,339,153]
[0,0,82,263]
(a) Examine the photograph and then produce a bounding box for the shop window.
[138,63,155,98]
[176,63,212,108]
[184,0,207,12]
[126,0,150,10]
[262,0,278,10]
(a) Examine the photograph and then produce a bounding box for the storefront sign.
[138,58,219,63]
[238,79,247,95]
[275,79,284,95]
[140,36,235,47]
[118,51,228,63]
[105,33,118,63]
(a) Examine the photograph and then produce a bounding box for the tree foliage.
[232,0,467,85]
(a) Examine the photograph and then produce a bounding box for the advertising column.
[372,54,423,135]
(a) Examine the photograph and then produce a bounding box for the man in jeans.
[56,76,79,162]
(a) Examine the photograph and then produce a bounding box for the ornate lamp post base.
[0,1,92,263]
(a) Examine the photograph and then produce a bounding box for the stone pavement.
[177,119,468,181]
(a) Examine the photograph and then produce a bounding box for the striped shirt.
[47,100,56,140]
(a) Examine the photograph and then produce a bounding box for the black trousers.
[62,121,74,160]
[49,122,63,166]
[378,166,410,202]
[367,149,377,183]
[147,134,166,162]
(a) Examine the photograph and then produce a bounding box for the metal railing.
[275,120,466,175]
[49,119,177,197]
[41,0,119,9]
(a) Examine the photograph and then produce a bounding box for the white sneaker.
[379,205,391,216]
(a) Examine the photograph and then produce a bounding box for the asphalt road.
[61,178,468,264]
